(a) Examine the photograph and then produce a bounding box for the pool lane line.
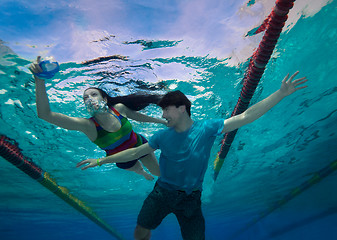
[0,135,125,240]
[213,0,297,180]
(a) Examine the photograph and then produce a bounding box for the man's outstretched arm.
[222,71,308,134]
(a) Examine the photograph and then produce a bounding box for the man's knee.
[134,225,151,240]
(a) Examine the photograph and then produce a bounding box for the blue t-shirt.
[148,119,224,194]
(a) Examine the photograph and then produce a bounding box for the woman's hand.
[279,71,308,97]
[29,56,43,75]
[76,158,99,170]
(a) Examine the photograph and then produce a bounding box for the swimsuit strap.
[108,107,122,125]
[89,106,124,127]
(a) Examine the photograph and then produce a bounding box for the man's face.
[162,105,184,127]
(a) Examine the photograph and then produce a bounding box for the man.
[77,71,307,240]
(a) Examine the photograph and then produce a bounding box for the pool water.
[0,0,337,239]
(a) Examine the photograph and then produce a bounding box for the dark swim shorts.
[116,135,148,169]
[137,183,205,240]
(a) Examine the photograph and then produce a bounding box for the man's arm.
[76,143,155,170]
[222,71,308,134]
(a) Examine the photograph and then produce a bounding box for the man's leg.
[176,206,205,240]
[135,183,171,239]
[134,225,151,240]
[174,191,205,240]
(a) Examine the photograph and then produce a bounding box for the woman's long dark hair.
[86,87,162,111]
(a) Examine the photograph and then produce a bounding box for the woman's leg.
[134,225,151,240]
[126,161,154,180]
[140,152,160,177]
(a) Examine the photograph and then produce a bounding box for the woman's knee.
[140,155,160,176]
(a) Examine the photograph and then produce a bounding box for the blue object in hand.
[35,60,60,79]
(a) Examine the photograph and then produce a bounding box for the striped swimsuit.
[90,107,147,169]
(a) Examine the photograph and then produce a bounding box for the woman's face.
[83,88,107,115]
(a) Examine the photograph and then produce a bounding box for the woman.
[30,56,166,180]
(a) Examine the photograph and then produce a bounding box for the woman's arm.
[29,57,96,140]
[76,143,155,170]
[222,71,308,134]
[114,103,167,125]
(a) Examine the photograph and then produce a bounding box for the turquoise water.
[1,0,337,239]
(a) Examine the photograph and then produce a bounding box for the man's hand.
[279,71,308,97]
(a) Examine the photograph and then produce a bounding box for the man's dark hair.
[158,90,191,116]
